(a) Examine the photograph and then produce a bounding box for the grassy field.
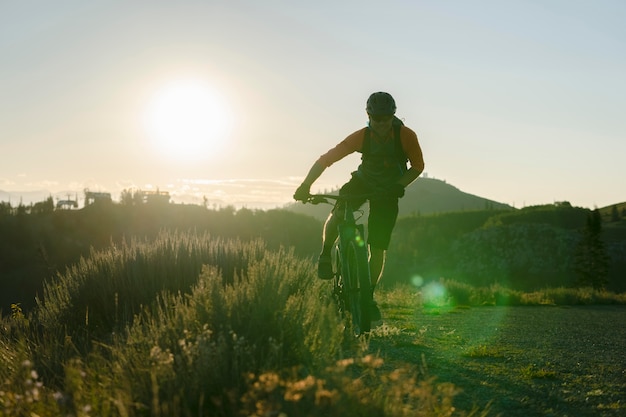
[374,287,626,416]
[1,233,624,416]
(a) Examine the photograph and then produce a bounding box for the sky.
[1,0,625,210]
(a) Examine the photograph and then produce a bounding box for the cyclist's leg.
[321,210,339,256]
[318,177,367,279]
[322,176,367,253]
[368,246,386,322]
[369,247,386,288]
[367,195,399,291]
[317,211,338,279]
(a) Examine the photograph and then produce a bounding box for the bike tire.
[332,245,345,315]
[343,235,372,335]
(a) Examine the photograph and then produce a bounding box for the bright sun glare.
[143,79,234,162]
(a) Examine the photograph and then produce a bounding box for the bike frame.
[307,194,373,335]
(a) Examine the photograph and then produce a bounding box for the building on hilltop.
[84,189,112,206]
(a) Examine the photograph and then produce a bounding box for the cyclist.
[293,91,425,320]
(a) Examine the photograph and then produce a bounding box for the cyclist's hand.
[293,183,311,202]
[388,183,405,198]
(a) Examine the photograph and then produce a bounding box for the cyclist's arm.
[300,160,327,187]
[398,127,425,187]
[398,167,422,187]
[303,130,364,186]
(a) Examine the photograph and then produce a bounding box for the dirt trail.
[370,305,626,417]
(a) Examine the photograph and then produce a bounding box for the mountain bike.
[305,194,373,336]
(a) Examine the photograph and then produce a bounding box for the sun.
[143,79,234,162]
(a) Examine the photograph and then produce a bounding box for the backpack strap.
[362,117,407,163]
[363,126,371,155]
[392,118,408,163]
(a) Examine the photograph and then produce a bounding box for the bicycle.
[304,193,373,336]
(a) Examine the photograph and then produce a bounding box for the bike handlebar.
[302,193,380,205]
[304,194,339,205]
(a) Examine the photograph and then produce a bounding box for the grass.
[463,344,504,359]
[374,286,626,416]
[519,364,558,380]
[2,231,624,415]
[0,232,483,417]
[418,278,626,307]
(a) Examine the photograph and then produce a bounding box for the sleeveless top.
[355,126,408,188]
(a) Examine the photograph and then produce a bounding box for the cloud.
[25,180,60,189]
[171,178,298,208]
[0,177,300,209]
[0,178,17,187]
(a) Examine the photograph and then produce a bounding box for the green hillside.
[599,201,626,229]
[385,203,626,292]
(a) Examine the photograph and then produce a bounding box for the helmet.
[366,92,396,115]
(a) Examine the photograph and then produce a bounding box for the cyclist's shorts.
[335,175,399,250]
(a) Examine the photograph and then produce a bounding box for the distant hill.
[0,190,51,206]
[285,177,515,221]
[599,201,626,221]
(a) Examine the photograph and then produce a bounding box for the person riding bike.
[293,91,425,320]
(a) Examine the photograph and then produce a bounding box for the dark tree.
[574,209,609,289]
[16,202,27,216]
[120,189,134,206]
[31,196,54,215]
[0,201,12,216]
[611,205,620,222]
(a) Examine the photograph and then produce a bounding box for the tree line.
[386,203,621,292]
[1,198,623,314]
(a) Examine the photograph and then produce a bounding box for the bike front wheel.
[343,238,372,335]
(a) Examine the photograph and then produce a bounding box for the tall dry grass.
[1,232,477,416]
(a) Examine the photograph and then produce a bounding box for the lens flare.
[414,279,511,359]
[411,275,424,287]
[422,281,448,306]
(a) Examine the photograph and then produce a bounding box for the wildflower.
[362,354,384,369]
[315,388,338,407]
[257,373,280,392]
[335,358,354,369]
[30,387,40,401]
[284,375,316,402]
[291,375,315,392]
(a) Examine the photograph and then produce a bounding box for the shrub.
[491,284,523,306]
[429,279,626,307]
[443,279,473,306]
[36,232,265,346]
[1,234,378,415]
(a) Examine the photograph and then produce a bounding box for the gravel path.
[370,305,626,417]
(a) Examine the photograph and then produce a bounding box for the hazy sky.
[2,1,625,209]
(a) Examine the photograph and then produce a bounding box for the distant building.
[140,190,170,205]
[84,190,112,206]
[56,199,78,210]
